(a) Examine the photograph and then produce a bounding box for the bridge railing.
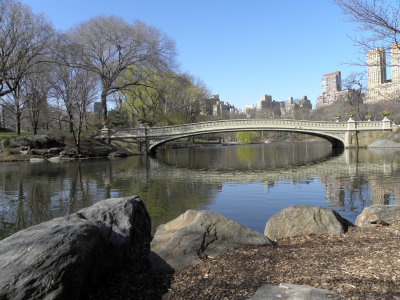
[147,119,347,137]
[147,119,393,137]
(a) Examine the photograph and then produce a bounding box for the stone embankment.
[1,197,400,299]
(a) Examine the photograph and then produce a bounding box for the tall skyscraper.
[366,43,400,102]
[367,47,387,88]
[316,71,348,108]
[391,43,400,85]
[321,71,341,93]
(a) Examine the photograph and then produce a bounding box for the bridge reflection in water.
[151,146,400,207]
[1,143,400,238]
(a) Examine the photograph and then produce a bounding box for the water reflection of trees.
[0,158,219,239]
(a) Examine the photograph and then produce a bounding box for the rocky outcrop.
[108,150,129,158]
[149,210,272,272]
[80,145,114,157]
[393,132,400,143]
[15,135,63,148]
[356,205,400,227]
[264,205,353,241]
[59,145,115,159]
[368,139,400,148]
[248,283,341,300]
[0,196,151,300]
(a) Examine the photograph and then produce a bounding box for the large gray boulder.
[356,204,400,227]
[149,209,272,272]
[248,283,341,300]
[264,205,352,242]
[0,196,151,300]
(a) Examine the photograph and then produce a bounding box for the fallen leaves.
[89,222,400,299]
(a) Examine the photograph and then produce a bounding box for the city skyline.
[20,0,363,108]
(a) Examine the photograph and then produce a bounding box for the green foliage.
[5,147,11,156]
[1,139,10,148]
[0,133,17,140]
[381,111,391,117]
[345,112,354,117]
[236,131,261,144]
[333,115,341,120]
[108,109,130,128]
[118,67,210,127]
[365,114,372,119]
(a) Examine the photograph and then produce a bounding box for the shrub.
[1,138,10,148]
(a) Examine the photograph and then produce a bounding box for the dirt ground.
[89,222,400,300]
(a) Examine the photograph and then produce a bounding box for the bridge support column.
[100,126,111,144]
[345,118,358,148]
[345,131,358,148]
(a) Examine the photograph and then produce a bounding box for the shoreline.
[0,139,331,162]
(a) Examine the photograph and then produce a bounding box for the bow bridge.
[96,118,396,154]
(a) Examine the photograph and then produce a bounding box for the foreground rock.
[356,204,400,227]
[264,205,353,241]
[149,210,272,272]
[0,196,151,300]
[248,283,340,300]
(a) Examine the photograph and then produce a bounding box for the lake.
[1,141,399,239]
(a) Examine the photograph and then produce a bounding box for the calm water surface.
[1,142,400,239]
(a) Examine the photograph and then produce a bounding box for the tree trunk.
[76,127,81,155]
[101,89,108,127]
[69,120,74,133]
[16,111,21,135]
[33,121,38,134]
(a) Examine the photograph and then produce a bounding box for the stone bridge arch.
[96,118,395,154]
[147,128,345,154]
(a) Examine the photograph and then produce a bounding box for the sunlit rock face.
[264,205,353,242]
[149,209,272,272]
[356,205,400,227]
[0,196,151,300]
[368,139,400,148]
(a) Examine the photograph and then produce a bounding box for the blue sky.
[21,0,364,110]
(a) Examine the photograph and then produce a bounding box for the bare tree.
[334,0,400,51]
[24,64,52,134]
[342,72,367,120]
[50,49,98,154]
[0,0,53,97]
[1,82,26,134]
[47,99,68,130]
[66,16,176,126]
